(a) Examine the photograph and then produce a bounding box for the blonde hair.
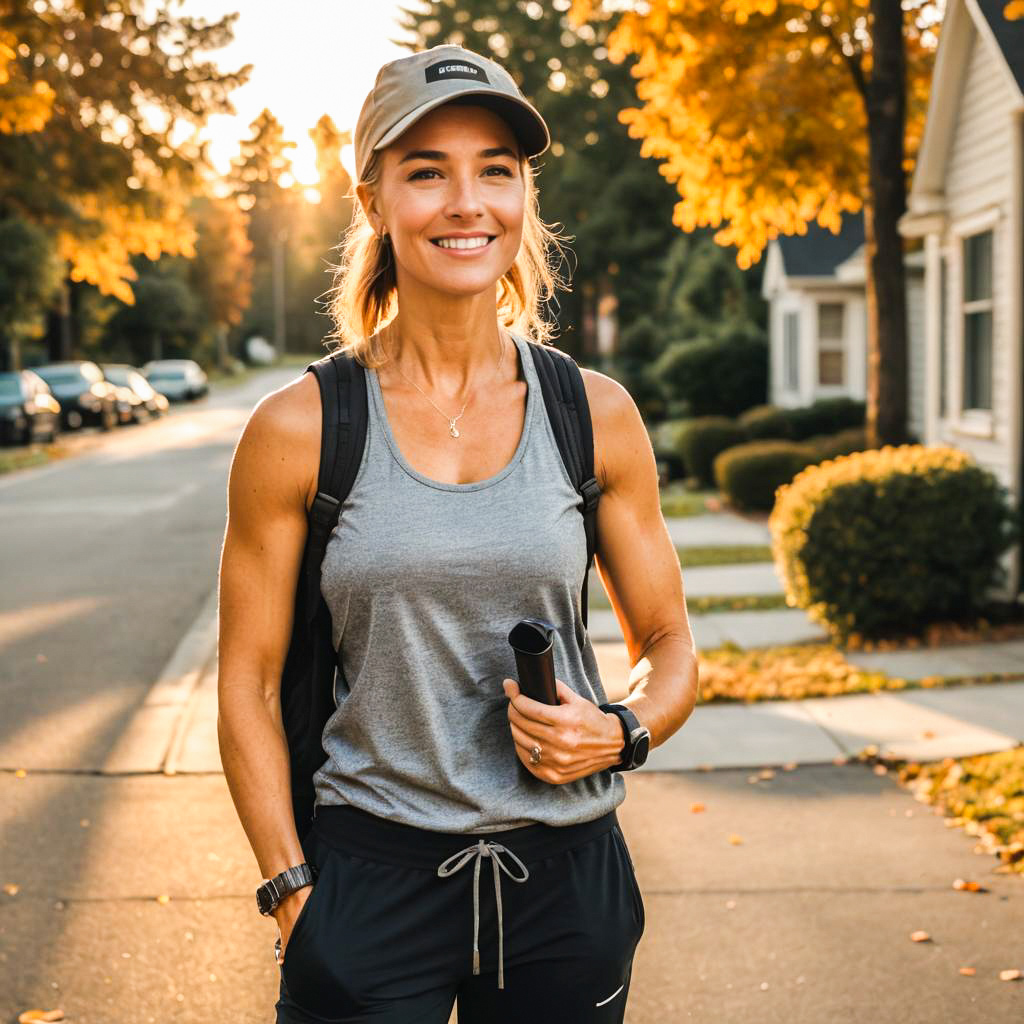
[321,139,573,369]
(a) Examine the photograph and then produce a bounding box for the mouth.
[429,235,497,252]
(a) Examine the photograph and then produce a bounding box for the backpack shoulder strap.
[302,348,368,617]
[527,340,602,632]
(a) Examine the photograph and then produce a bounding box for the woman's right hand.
[274,884,314,962]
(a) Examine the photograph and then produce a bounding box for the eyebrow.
[397,146,519,164]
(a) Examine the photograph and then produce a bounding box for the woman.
[217,43,698,1024]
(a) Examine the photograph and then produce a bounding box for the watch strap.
[257,861,317,916]
[600,702,639,771]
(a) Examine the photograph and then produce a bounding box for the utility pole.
[273,226,287,355]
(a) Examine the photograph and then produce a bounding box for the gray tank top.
[313,329,625,833]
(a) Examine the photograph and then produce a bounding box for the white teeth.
[434,236,491,249]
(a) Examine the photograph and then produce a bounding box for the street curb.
[99,583,219,774]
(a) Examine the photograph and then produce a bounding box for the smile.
[430,236,496,251]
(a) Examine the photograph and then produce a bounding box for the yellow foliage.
[56,192,198,304]
[569,0,935,268]
[0,29,56,134]
[1005,1,1024,20]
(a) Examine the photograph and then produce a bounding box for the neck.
[379,307,510,398]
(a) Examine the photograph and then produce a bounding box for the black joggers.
[275,802,646,1023]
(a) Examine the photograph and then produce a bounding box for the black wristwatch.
[256,862,318,916]
[599,702,651,772]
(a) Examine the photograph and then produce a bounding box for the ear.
[355,180,382,236]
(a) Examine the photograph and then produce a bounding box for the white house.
[760,213,927,440]
[898,0,1024,600]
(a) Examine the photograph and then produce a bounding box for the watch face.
[257,888,273,915]
[630,729,651,767]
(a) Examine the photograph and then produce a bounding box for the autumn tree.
[189,196,254,369]
[569,0,940,448]
[395,0,687,358]
[0,1,250,362]
[310,114,355,252]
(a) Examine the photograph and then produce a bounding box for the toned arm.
[216,370,321,902]
[583,368,700,751]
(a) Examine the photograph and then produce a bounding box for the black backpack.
[280,339,602,842]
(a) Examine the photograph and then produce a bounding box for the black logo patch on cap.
[425,59,490,85]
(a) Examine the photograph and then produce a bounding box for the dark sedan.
[33,361,119,431]
[0,370,62,445]
[101,363,170,423]
[141,359,209,402]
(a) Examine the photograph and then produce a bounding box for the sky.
[183,1,418,187]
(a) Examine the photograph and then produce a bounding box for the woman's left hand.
[502,677,624,784]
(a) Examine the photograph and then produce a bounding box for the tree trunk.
[864,0,910,447]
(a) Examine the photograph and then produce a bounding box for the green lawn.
[677,544,773,566]
[659,483,714,518]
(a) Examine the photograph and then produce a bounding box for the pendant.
[449,420,460,438]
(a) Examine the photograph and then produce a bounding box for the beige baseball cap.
[354,44,551,181]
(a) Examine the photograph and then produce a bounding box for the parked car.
[100,363,170,423]
[141,359,209,402]
[32,361,119,431]
[0,370,62,445]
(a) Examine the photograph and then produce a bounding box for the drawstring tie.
[436,839,530,989]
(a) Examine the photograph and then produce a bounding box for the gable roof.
[974,0,1024,96]
[775,212,865,277]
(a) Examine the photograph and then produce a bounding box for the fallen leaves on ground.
[18,1010,64,1022]
[910,930,931,942]
[857,747,1024,875]
[695,643,1024,705]
[952,878,987,892]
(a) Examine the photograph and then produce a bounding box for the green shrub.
[738,404,798,440]
[649,418,694,482]
[769,445,1019,644]
[654,335,769,417]
[809,427,869,462]
[676,416,748,486]
[787,396,865,439]
[713,440,819,511]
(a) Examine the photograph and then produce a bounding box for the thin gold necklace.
[387,330,508,439]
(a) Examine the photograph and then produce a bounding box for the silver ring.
[530,744,542,765]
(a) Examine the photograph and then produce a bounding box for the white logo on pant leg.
[595,983,625,1007]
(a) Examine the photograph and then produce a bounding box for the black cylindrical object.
[507,617,559,705]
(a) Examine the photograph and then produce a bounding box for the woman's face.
[362,102,526,299]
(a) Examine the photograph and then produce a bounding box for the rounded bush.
[802,426,869,462]
[654,335,769,418]
[713,440,820,511]
[787,396,865,439]
[769,445,1019,643]
[738,404,798,440]
[676,416,748,486]
[649,418,694,482]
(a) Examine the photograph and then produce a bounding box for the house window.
[962,229,993,411]
[939,253,948,418]
[783,311,799,391]
[817,302,845,386]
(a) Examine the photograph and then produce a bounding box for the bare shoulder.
[231,370,322,517]
[579,367,654,497]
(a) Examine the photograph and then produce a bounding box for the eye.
[407,166,514,181]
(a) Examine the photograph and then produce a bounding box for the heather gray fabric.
[313,329,625,833]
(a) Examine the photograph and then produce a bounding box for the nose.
[442,169,486,221]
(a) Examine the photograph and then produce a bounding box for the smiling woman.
[217,39,697,1024]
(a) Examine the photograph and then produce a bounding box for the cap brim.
[374,89,550,160]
